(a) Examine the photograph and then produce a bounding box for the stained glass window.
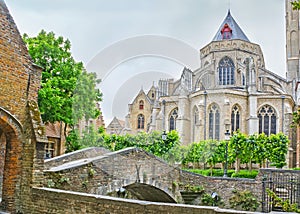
[231,105,240,133]
[137,114,144,129]
[218,56,235,85]
[258,105,277,135]
[169,108,178,131]
[209,104,220,140]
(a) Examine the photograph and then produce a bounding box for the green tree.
[201,140,220,175]
[268,133,289,168]
[243,134,257,171]
[65,129,82,153]
[229,131,247,173]
[184,142,202,167]
[72,71,102,124]
[254,133,268,167]
[90,130,180,159]
[23,30,102,135]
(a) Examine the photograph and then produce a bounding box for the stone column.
[176,90,190,145]
[149,101,160,131]
[247,95,258,135]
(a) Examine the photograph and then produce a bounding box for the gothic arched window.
[139,100,144,110]
[218,56,235,85]
[209,104,220,140]
[137,114,144,129]
[231,105,240,133]
[258,105,277,136]
[169,108,178,131]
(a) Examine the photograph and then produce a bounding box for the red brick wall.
[0,1,41,123]
[0,1,43,213]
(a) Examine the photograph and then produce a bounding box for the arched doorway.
[0,108,23,212]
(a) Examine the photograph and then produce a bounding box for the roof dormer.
[221,23,232,40]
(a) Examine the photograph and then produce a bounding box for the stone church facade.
[125,8,298,166]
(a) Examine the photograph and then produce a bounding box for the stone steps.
[180,192,202,204]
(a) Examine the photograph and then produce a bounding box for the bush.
[231,170,258,179]
[184,169,258,178]
[184,169,235,177]
[229,190,259,211]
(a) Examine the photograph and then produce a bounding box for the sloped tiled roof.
[212,10,250,42]
[45,122,61,138]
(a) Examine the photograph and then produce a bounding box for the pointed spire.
[212,10,249,42]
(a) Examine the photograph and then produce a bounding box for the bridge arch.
[0,107,23,211]
[124,182,176,203]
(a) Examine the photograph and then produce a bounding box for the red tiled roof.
[45,122,61,138]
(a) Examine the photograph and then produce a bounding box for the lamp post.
[223,127,231,177]
[162,130,167,141]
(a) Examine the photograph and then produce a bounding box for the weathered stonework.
[44,147,264,210]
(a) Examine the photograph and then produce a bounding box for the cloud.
[5,0,286,124]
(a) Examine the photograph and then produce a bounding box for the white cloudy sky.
[5,0,285,124]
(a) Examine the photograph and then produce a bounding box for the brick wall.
[24,187,254,214]
[0,1,41,124]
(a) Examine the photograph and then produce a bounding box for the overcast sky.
[5,0,286,124]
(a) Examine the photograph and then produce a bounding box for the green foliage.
[107,130,180,158]
[88,168,96,178]
[47,179,55,188]
[162,144,188,164]
[253,133,268,166]
[231,170,258,179]
[72,71,102,123]
[229,190,259,211]
[182,132,289,170]
[66,129,82,153]
[268,133,289,168]
[292,1,300,10]
[201,193,215,206]
[23,30,102,130]
[178,183,204,193]
[66,126,289,170]
[66,128,180,159]
[267,188,300,212]
[183,140,222,168]
[80,126,103,148]
[229,131,247,160]
[185,168,258,178]
[46,173,70,188]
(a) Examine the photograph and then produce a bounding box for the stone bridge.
[44,147,182,203]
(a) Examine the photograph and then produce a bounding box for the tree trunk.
[235,158,240,173]
[210,164,213,176]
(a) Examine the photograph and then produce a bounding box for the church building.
[119,4,300,167]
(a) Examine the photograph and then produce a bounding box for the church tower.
[286,0,300,82]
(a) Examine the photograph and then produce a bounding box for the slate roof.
[212,10,250,42]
